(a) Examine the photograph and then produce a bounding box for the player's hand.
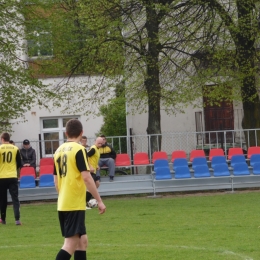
[98,201,106,214]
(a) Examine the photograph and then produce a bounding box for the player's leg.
[106,158,115,181]
[95,179,100,188]
[56,235,80,260]
[0,179,8,224]
[86,191,92,209]
[8,178,21,224]
[96,158,105,176]
[86,173,99,208]
[74,234,88,260]
[56,211,86,260]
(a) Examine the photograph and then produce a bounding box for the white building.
[10,76,104,158]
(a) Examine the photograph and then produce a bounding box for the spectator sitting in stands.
[20,139,36,171]
[80,135,89,149]
[97,135,117,182]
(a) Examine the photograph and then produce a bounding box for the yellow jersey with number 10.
[0,144,19,179]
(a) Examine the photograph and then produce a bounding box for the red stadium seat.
[189,149,206,162]
[152,151,168,163]
[39,165,54,176]
[19,167,36,178]
[209,148,224,161]
[228,147,243,160]
[247,146,260,159]
[171,150,187,162]
[133,152,150,165]
[40,157,54,167]
[115,154,131,167]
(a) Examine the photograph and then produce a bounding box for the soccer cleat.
[0,218,6,225]
[15,220,22,225]
[86,206,92,210]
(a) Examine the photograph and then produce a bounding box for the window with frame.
[26,22,53,59]
[41,116,78,156]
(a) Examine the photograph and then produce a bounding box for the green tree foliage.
[32,0,260,150]
[98,84,127,152]
[0,1,54,131]
[24,0,125,116]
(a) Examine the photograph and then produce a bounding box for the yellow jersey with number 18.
[54,141,89,211]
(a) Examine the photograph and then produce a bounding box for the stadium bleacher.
[12,146,260,202]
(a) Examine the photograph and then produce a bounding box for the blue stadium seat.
[232,163,250,176]
[211,156,227,168]
[154,159,169,171]
[194,165,211,178]
[39,174,55,187]
[252,162,260,175]
[173,158,189,170]
[250,154,260,167]
[213,164,230,177]
[155,167,172,180]
[230,155,246,167]
[192,157,208,169]
[174,166,191,179]
[20,176,36,188]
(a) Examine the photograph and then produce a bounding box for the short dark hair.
[66,119,83,138]
[1,133,10,142]
[81,136,87,140]
[100,134,106,138]
[9,140,14,144]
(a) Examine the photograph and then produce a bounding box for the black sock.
[74,250,86,260]
[56,249,71,260]
[86,192,92,203]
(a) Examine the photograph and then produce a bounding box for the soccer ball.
[88,199,98,208]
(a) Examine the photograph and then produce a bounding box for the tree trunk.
[236,0,260,146]
[145,1,162,156]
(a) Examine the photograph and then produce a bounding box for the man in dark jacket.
[97,135,117,182]
[20,139,36,172]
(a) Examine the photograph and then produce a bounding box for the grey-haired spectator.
[96,135,117,182]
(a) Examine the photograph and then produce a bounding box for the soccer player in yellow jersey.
[86,137,104,207]
[54,119,106,260]
[0,133,22,225]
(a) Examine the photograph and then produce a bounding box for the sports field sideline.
[1,190,260,260]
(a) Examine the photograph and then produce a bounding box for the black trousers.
[0,178,20,221]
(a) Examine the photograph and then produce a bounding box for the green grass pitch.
[1,191,260,259]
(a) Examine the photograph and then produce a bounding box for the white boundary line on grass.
[0,243,253,260]
[96,243,254,260]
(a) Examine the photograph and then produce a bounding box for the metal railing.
[15,128,260,171]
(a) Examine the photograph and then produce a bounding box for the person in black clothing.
[96,135,117,182]
[20,139,36,172]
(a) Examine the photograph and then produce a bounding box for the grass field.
[1,191,260,260]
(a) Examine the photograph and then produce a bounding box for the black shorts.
[91,172,100,181]
[58,211,86,238]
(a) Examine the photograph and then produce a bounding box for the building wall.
[127,104,201,135]
[10,76,104,145]
[127,101,243,135]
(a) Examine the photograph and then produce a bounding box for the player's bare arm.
[53,175,59,194]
